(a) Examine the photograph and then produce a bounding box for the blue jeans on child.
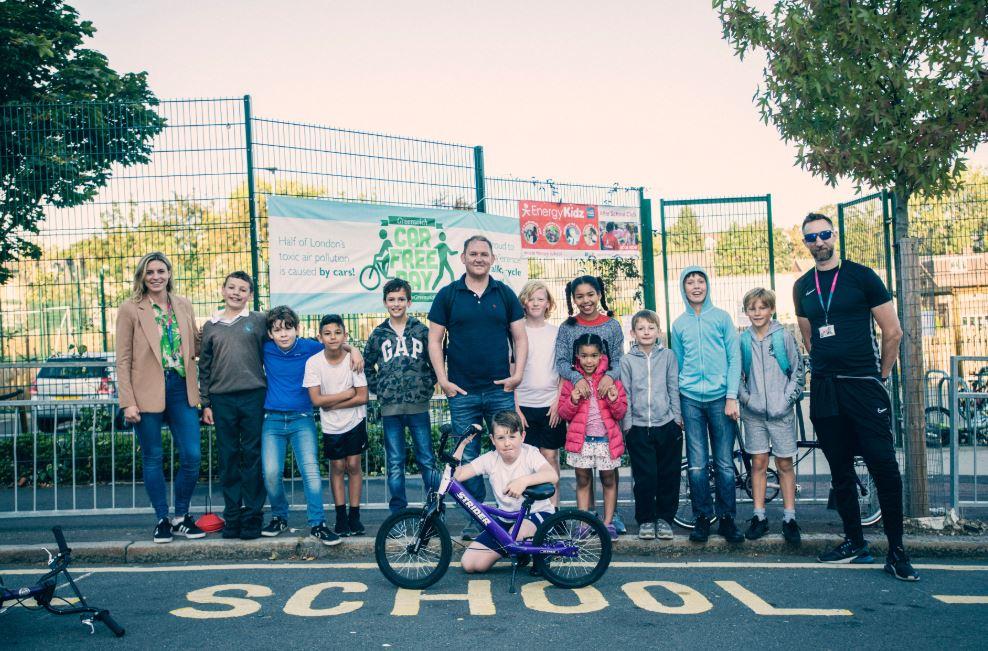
[133,371,202,521]
[383,412,440,513]
[261,411,324,527]
[448,388,516,503]
[682,396,737,520]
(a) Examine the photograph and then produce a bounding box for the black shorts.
[519,405,566,450]
[323,420,368,461]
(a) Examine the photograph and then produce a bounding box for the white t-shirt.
[302,352,367,434]
[467,444,554,514]
[515,323,559,408]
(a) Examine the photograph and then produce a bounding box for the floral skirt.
[566,440,622,471]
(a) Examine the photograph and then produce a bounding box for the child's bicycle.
[375,424,612,593]
[0,526,125,637]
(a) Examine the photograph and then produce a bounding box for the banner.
[268,197,528,314]
[518,200,640,258]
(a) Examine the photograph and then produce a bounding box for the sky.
[72,0,986,227]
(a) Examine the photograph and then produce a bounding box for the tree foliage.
[713,219,794,275]
[665,206,704,253]
[0,0,164,284]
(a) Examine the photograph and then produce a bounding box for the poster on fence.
[518,200,640,258]
[267,196,528,314]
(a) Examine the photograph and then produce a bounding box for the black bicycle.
[0,527,125,637]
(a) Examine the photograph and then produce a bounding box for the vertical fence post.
[766,194,776,290]
[473,146,486,213]
[98,267,108,353]
[837,201,846,257]
[659,199,671,346]
[881,189,903,442]
[949,355,959,512]
[639,189,656,311]
[243,95,261,311]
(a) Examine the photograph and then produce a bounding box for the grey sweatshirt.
[198,312,268,406]
[738,321,805,420]
[620,342,681,430]
[554,316,624,384]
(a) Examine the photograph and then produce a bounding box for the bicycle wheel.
[743,468,781,503]
[375,508,451,589]
[854,459,882,527]
[673,461,719,529]
[533,510,611,589]
[359,265,382,291]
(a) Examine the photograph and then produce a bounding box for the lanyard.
[814,263,841,324]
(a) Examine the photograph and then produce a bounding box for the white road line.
[57,570,93,590]
[933,595,988,604]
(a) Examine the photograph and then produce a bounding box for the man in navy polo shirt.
[428,234,528,540]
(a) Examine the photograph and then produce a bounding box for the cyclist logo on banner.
[359,216,458,294]
[519,200,640,259]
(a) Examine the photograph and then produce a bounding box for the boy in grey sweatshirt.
[738,288,805,544]
[620,310,682,540]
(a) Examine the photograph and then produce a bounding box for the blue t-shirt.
[428,275,524,393]
[263,338,325,412]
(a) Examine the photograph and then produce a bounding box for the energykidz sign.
[518,200,639,259]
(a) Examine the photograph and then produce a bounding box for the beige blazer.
[115,294,201,412]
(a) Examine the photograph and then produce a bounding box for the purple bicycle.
[375,424,612,592]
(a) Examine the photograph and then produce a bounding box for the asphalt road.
[3,555,987,649]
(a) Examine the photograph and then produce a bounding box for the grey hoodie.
[620,342,682,430]
[738,321,805,420]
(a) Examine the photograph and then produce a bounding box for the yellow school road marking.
[3,560,988,575]
[716,581,853,616]
[933,595,988,605]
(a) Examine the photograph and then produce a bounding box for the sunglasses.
[803,230,834,244]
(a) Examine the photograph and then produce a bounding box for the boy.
[738,288,805,544]
[304,314,369,536]
[454,410,558,573]
[260,306,341,546]
[363,278,440,514]
[199,271,268,540]
[670,266,744,544]
[620,309,682,541]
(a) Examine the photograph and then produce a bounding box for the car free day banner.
[267,196,528,314]
[518,200,640,258]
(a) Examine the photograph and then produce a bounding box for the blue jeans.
[448,387,516,503]
[134,371,202,521]
[262,411,324,527]
[383,412,440,512]
[682,396,737,519]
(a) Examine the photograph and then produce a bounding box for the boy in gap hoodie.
[620,309,682,541]
[670,266,743,544]
[363,278,440,513]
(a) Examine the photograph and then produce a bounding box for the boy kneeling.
[454,411,558,573]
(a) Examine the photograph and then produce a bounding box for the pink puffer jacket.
[557,355,628,460]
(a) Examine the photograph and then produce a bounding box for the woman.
[116,252,205,544]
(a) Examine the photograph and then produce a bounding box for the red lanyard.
[814,263,841,324]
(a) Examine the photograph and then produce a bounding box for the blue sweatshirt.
[670,266,741,402]
[263,337,324,412]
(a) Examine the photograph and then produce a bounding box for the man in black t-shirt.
[794,212,917,581]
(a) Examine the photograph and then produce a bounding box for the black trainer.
[718,516,745,543]
[153,517,173,544]
[348,515,365,536]
[221,524,241,539]
[689,516,711,543]
[261,516,289,537]
[334,517,351,537]
[818,537,874,564]
[172,514,206,539]
[885,546,920,581]
[744,516,769,540]
[310,523,343,547]
[782,519,802,546]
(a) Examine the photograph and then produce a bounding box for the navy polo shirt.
[429,275,524,393]
[263,337,324,411]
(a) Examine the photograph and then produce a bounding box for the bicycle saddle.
[523,483,555,501]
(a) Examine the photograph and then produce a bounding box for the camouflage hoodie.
[363,316,437,417]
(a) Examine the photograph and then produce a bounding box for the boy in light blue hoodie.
[670,266,743,544]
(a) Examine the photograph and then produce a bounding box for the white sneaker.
[655,520,674,540]
[638,522,656,540]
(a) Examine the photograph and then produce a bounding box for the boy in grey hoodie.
[620,310,682,540]
[738,288,805,544]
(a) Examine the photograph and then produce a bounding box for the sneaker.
[612,511,627,535]
[655,519,674,540]
[638,521,656,540]
[744,516,769,540]
[606,523,618,541]
[818,537,874,564]
[460,519,483,541]
[689,516,711,543]
[334,518,351,537]
[782,519,802,546]
[172,514,206,539]
[348,516,366,537]
[261,516,289,537]
[310,523,343,547]
[221,524,241,539]
[718,516,745,543]
[153,517,173,544]
[884,546,919,581]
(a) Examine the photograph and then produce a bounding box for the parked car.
[30,355,117,431]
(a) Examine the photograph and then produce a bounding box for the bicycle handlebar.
[96,610,126,637]
[438,423,483,465]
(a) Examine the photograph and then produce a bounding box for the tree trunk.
[892,186,930,517]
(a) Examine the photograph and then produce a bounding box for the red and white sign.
[518,200,639,258]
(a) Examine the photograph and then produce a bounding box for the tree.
[713,219,794,275]
[666,206,704,253]
[0,0,164,284]
[716,1,988,515]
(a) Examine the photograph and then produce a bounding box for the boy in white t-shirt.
[454,411,558,573]
[304,314,369,537]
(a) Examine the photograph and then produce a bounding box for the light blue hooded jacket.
[670,266,741,402]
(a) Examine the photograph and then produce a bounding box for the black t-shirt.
[793,259,892,377]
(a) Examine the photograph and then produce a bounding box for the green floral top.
[152,301,186,377]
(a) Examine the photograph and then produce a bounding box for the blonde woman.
[116,252,205,544]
